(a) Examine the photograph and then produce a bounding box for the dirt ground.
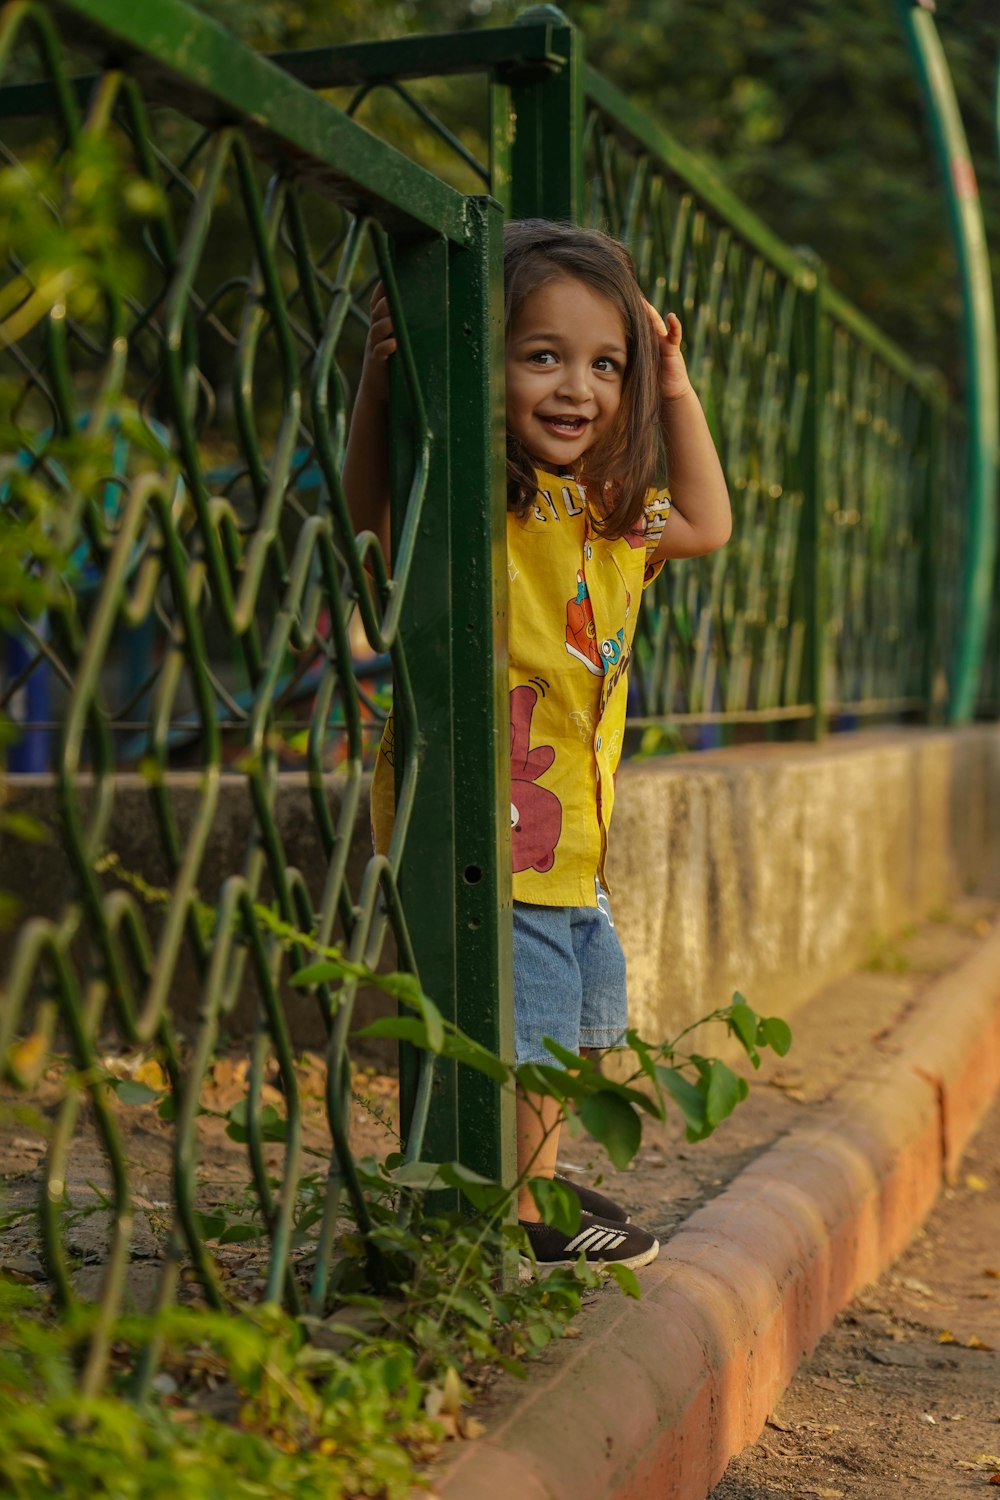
[553,896,999,1251]
[708,1090,1000,1499]
[1,895,998,1493]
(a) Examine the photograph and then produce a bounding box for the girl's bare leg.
[515,1090,562,1221]
[515,1049,600,1221]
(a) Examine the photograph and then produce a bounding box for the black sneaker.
[519,1211,659,1272]
[554,1173,630,1224]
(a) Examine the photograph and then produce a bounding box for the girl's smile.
[506,277,627,470]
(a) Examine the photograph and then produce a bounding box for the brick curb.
[435,922,1000,1500]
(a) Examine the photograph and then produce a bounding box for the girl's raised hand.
[643,299,693,404]
[359,281,397,405]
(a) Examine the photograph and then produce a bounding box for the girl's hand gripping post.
[341,282,397,560]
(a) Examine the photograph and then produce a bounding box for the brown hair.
[504,218,661,540]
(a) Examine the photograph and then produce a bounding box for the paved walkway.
[434,901,1000,1500]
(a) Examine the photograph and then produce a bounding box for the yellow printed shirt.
[370,467,670,906]
[509,468,669,907]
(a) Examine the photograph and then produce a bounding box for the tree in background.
[191,0,999,390]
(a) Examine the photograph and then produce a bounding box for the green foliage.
[0,1285,442,1500]
[560,0,1000,382]
[193,0,999,384]
[0,134,161,345]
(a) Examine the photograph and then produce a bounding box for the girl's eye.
[594,356,621,373]
[528,350,556,365]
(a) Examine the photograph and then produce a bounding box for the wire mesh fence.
[0,0,994,1402]
[0,0,510,1397]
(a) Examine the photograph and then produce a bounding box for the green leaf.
[514,1062,581,1104]
[111,1079,162,1106]
[354,1016,430,1046]
[440,1030,510,1084]
[454,1180,510,1215]
[290,959,350,987]
[224,1099,287,1143]
[217,1222,267,1245]
[540,1037,588,1070]
[446,1289,493,1330]
[195,1211,227,1241]
[655,1065,707,1137]
[528,1176,581,1236]
[0,809,50,844]
[390,1161,444,1190]
[415,994,444,1055]
[759,1016,793,1056]
[727,1001,759,1063]
[157,1093,175,1121]
[437,1161,497,1188]
[704,1059,748,1128]
[377,971,424,1005]
[606,1263,642,1299]
[578,1090,641,1170]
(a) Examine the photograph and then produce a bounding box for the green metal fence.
[0,0,996,1400]
[275,8,993,736]
[0,0,511,1396]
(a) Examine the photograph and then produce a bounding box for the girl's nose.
[556,361,592,401]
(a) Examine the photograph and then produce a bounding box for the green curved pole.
[893,0,998,722]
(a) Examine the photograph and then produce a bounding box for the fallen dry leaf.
[135,1058,167,1091]
[989,1476,1000,1488]
[984,1268,1000,1280]
[966,1335,993,1351]
[938,1330,956,1344]
[7,1033,48,1084]
[965,1173,989,1192]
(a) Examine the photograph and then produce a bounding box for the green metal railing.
[1,0,996,1402]
[272,7,995,735]
[0,0,511,1395]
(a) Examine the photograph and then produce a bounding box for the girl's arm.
[644,303,732,562]
[341,284,396,559]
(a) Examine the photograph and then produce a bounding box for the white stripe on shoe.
[564,1224,627,1255]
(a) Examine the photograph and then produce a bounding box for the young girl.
[343,219,731,1273]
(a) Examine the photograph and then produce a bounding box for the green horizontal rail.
[584,65,942,399]
[51,0,474,242]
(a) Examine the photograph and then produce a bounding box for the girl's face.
[505,275,627,471]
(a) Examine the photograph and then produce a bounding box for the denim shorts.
[512,881,629,1066]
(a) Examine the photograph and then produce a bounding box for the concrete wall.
[608,725,1000,1042]
[0,772,393,1051]
[2,726,998,1051]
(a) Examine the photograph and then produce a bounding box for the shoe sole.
[518,1237,659,1280]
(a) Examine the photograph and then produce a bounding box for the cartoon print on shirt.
[510,684,563,874]
[566,570,634,679]
[565,570,604,676]
[569,707,595,742]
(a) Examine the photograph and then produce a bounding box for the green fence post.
[509,6,583,221]
[893,0,998,723]
[918,373,946,722]
[796,255,828,740]
[448,197,515,1187]
[391,233,460,1170]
